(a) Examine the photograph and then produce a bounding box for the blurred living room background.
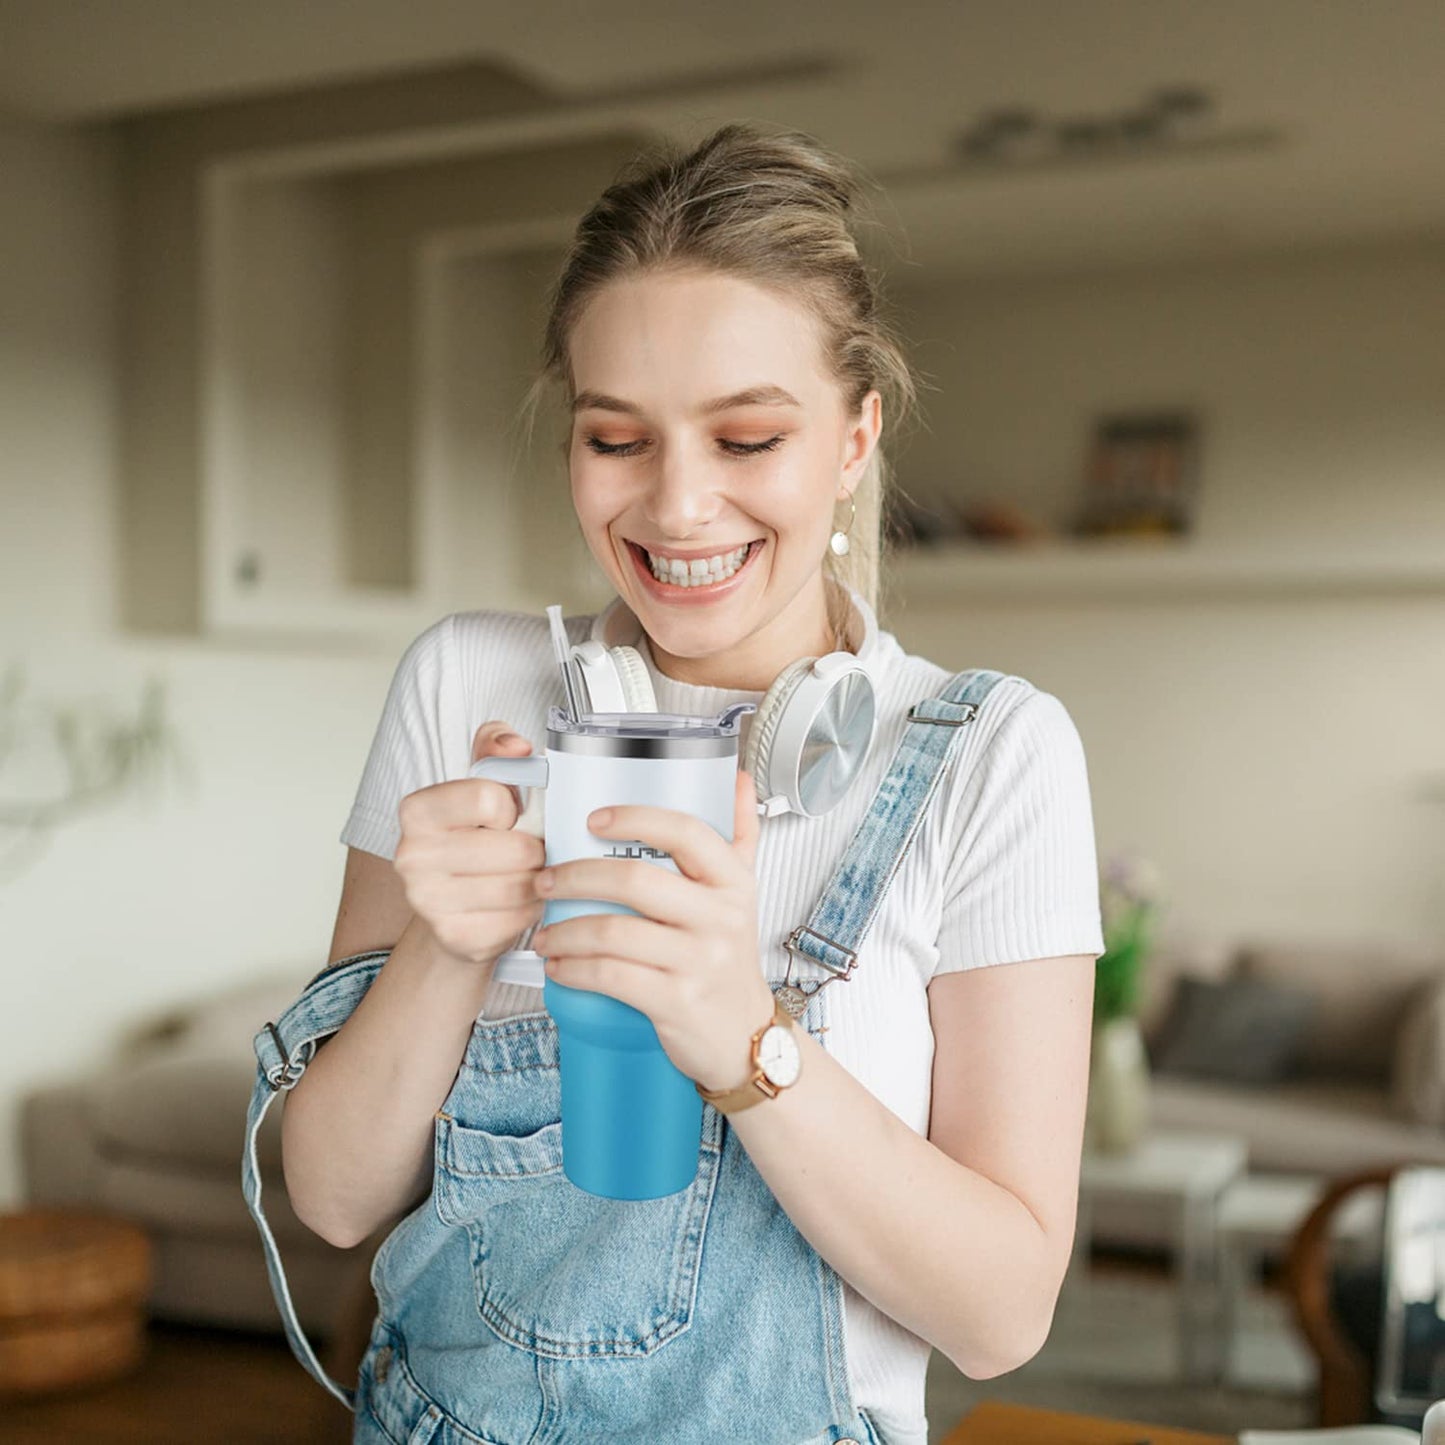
[3,1,1444,1441]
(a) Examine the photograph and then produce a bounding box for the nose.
[639,439,724,539]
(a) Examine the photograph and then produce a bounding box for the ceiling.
[3,0,1444,279]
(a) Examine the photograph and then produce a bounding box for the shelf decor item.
[1086,852,1163,1154]
[955,498,1053,545]
[1074,410,1201,539]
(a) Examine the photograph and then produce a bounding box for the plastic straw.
[547,604,583,720]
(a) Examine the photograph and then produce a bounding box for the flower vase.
[1086,1014,1151,1154]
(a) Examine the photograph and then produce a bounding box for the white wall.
[0,118,403,1206]
[887,241,1445,951]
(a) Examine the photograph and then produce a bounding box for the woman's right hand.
[391,721,545,967]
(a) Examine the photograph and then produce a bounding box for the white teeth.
[642,542,754,587]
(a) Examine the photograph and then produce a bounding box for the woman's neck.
[644,579,847,692]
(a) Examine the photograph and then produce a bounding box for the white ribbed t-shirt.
[339,594,1105,1445]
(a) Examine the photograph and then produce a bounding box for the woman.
[272,122,1105,1445]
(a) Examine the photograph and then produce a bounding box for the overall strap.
[783,668,1009,990]
[242,949,391,1412]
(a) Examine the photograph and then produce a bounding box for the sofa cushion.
[92,1052,282,1175]
[170,967,316,1059]
[1136,932,1239,1051]
[89,967,319,1176]
[1236,940,1445,1084]
[97,1148,321,1248]
[113,967,315,1065]
[1392,974,1445,1126]
[1151,975,1316,1085]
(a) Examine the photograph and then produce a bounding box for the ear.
[840,389,882,489]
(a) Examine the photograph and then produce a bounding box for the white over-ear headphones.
[571,585,881,819]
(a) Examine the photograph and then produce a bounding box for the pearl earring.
[829,491,856,557]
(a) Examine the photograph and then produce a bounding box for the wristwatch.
[695,997,803,1114]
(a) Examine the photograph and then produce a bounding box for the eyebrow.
[570,384,803,417]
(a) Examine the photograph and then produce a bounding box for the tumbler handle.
[469,755,549,788]
[469,754,549,988]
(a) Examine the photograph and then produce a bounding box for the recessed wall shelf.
[120,59,840,642]
[888,539,1445,602]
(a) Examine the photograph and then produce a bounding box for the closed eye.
[583,435,785,459]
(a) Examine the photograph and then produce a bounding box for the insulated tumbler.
[470,702,753,1200]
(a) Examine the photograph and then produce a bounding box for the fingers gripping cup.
[470,702,754,1201]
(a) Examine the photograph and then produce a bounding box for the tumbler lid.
[545,702,755,759]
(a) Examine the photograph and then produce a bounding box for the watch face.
[758,1025,802,1088]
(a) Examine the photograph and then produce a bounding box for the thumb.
[471,719,532,765]
[733,767,760,871]
[471,721,533,823]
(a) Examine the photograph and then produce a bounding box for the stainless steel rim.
[545,729,739,760]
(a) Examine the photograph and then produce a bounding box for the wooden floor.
[3,1323,354,1445]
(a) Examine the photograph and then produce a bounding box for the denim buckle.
[784,925,858,981]
[263,1022,310,1092]
[906,700,979,726]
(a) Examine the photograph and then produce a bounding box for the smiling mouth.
[626,538,764,589]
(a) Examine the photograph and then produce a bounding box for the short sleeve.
[932,687,1106,977]
[339,614,457,860]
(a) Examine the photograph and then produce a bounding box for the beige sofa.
[1088,931,1445,1251]
[20,934,1445,1331]
[19,966,370,1336]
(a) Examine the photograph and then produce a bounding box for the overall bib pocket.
[433,1109,722,1360]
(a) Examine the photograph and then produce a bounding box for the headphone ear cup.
[607,644,657,712]
[570,639,657,713]
[743,657,815,802]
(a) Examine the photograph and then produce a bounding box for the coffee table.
[1215,1169,1383,1387]
[1068,1129,1248,1385]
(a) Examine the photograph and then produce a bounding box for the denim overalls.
[243,668,1006,1445]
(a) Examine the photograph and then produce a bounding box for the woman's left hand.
[529,767,775,1094]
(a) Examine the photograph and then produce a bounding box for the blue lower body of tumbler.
[538,896,704,1199]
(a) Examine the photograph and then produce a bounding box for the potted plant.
[1085,852,1162,1154]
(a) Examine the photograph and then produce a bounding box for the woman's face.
[567,267,880,689]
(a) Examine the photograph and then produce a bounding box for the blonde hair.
[519,122,920,644]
